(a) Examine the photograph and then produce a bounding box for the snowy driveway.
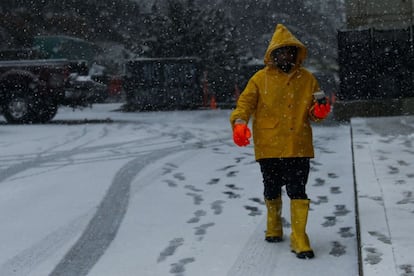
[5,104,407,275]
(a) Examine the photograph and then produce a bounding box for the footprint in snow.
[397,191,414,205]
[244,205,262,216]
[158,238,184,263]
[211,200,225,215]
[312,195,328,205]
[322,216,336,227]
[402,139,413,148]
[223,191,241,199]
[388,165,399,174]
[207,178,220,185]
[234,157,245,163]
[330,186,342,194]
[404,149,414,154]
[313,178,326,186]
[249,197,265,205]
[364,247,383,265]
[366,195,384,205]
[187,210,207,224]
[184,184,203,192]
[320,148,335,154]
[225,184,243,190]
[378,155,388,161]
[226,171,238,177]
[311,160,322,166]
[174,172,186,181]
[329,241,346,257]
[399,264,413,275]
[186,192,203,205]
[194,223,215,240]
[170,257,195,275]
[368,231,391,244]
[333,205,351,216]
[397,160,410,166]
[162,163,179,175]
[328,172,338,179]
[164,179,178,187]
[338,227,354,238]
[217,165,236,171]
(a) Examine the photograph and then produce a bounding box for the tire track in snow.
[48,139,227,276]
[0,134,177,184]
[0,212,94,276]
[48,148,177,276]
[0,121,175,182]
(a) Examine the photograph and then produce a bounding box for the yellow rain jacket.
[230,24,321,160]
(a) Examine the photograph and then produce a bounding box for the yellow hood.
[264,24,307,67]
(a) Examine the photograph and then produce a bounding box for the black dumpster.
[123,57,202,111]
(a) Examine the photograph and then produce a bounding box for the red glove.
[233,123,251,147]
[312,101,331,119]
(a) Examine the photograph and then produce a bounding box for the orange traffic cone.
[210,95,217,109]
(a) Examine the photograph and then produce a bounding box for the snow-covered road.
[1,104,412,275]
[0,104,232,275]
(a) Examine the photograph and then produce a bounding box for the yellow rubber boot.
[290,199,314,259]
[265,197,283,242]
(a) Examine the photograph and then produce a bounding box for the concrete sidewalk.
[351,116,414,276]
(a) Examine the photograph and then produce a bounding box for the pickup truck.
[0,52,107,123]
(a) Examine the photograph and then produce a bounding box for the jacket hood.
[264,24,307,68]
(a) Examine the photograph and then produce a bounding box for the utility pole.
[410,0,413,42]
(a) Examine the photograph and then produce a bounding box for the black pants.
[258,158,310,200]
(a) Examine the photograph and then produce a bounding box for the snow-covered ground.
[352,116,414,276]
[0,104,412,276]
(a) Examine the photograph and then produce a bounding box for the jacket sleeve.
[229,76,259,127]
[308,106,322,122]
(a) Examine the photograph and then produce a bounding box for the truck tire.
[35,102,58,123]
[3,90,34,124]
[3,84,34,124]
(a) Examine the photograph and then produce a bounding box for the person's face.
[271,46,298,73]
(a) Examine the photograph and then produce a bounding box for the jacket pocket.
[253,118,280,147]
[255,118,279,129]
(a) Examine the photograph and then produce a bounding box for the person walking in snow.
[230,24,331,259]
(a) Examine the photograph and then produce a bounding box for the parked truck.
[0,48,106,123]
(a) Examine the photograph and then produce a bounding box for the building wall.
[346,0,414,29]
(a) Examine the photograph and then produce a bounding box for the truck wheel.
[3,92,34,124]
[35,102,58,123]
